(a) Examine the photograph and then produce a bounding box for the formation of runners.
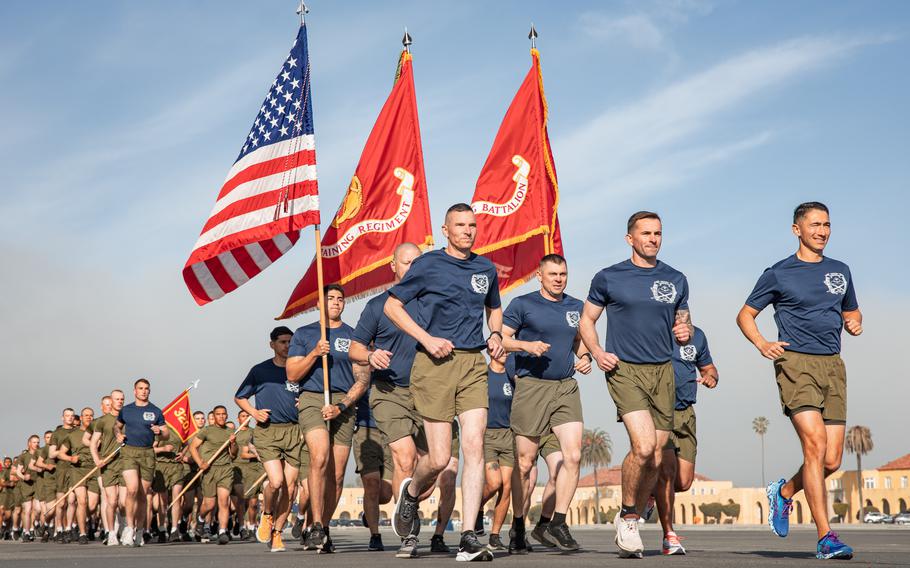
[0,202,861,561]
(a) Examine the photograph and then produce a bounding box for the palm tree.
[752,416,769,487]
[845,425,874,522]
[580,428,612,524]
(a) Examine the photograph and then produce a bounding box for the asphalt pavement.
[1,525,907,567]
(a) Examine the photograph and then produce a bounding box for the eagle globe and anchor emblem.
[651,280,677,304]
[824,272,847,295]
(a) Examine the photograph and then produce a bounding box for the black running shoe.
[393,478,420,538]
[306,522,327,551]
[430,534,450,553]
[218,532,229,545]
[457,531,493,562]
[488,533,506,551]
[78,534,89,545]
[300,526,311,548]
[291,516,305,539]
[40,530,50,543]
[319,536,335,554]
[544,522,579,551]
[508,526,530,555]
[368,533,384,551]
[530,522,555,547]
[167,531,181,543]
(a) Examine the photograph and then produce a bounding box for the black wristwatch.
[335,402,348,413]
[580,352,593,362]
[488,331,503,341]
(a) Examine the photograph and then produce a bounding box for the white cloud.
[578,12,666,51]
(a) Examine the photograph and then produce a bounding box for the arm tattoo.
[675,308,694,335]
[343,364,372,408]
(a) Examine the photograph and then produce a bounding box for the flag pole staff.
[244,471,269,498]
[44,444,125,518]
[168,416,255,510]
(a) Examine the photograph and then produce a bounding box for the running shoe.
[643,495,656,521]
[456,530,494,562]
[320,535,335,554]
[545,522,579,551]
[662,531,686,555]
[393,478,420,538]
[816,531,853,560]
[256,512,273,543]
[291,515,305,539]
[487,533,506,551]
[268,530,285,552]
[398,535,420,558]
[307,522,327,551]
[508,526,530,555]
[120,526,134,547]
[78,534,88,545]
[369,533,384,551]
[430,534,451,553]
[300,526,312,548]
[613,512,644,559]
[217,531,229,545]
[167,530,181,543]
[767,478,793,537]
[530,522,556,548]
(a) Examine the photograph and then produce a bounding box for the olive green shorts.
[664,406,697,463]
[511,376,583,437]
[55,465,71,493]
[153,461,188,492]
[298,391,355,447]
[606,361,674,431]
[298,443,310,481]
[201,464,234,498]
[101,455,122,487]
[18,480,36,500]
[253,422,302,467]
[38,474,56,502]
[410,349,488,422]
[120,445,157,482]
[370,381,428,451]
[774,351,847,424]
[69,465,100,494]
[239,461,265,494]
[483,428,514,468]
[0,489,12,509]
[538,433,562,458]
[353,426,393,480]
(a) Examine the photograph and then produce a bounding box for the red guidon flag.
[470,48,562,293]
[278,50,433,318]
[162,389,199,443]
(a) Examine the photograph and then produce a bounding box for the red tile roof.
[578,466,711,488]
[878,453,910,471]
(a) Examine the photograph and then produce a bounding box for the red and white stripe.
[183,134,320,305]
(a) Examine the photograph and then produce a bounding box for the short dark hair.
[540,254,567,267]
[213,405,227,413]
[63,407,75,415]
[193,411,204,418]
[793,201,829,224]
[270,326,293,341]
[627,211,661,233]
[445,202,473,221]
[44,430,53,436]
[134,378,150,388]
[323,283,345,298]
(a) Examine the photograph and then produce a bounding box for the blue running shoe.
[766,478,793,537]
[817,531,853,560]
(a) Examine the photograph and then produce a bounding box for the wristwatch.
[580,352,593,362]
[335,402,348,413]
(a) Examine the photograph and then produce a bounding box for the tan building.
[827,453,910,523]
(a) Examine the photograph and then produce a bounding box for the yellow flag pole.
[44,444,124,519]
[314,226,331,425]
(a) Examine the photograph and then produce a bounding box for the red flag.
[162,389,199,443]
[470,48,562,293]
[279,51,433,319]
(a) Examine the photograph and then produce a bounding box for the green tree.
[845,425,874,521]
[722,499,741,521]
[833,502,849,522]
[580,428,612,524]
[752,416,769,487]
[698,502,724,524]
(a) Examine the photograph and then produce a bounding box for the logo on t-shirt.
[142,412,156,421]
[285,381,299,393]
[824,273,847,295]
[334,338,351,353]
[503,382,513,397]
[471,274,490,294]
[565,311,580,328]
[680,345,697,362]
[650,280,677,303]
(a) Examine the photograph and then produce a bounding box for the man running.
[353,396,393,551]
[190,405,237,545]
[234,326,300,553]
[232,409,261,541]
[14,436,39,541]
[48,408,76,543]
[287,284,371,553]
[736,202,861,560]
[528,434,563,548]
[90,389,125,546]
[60,407,100,544]
[33,431,55,541]
[115,378,167,547]
[478,353,513,551]
[653,325,718,555]
[579,211,692,559]
[503,253,591,553]
[385,203,504,562]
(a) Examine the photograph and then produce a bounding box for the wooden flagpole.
[168,416,254,510]
[243,471,269,498]
[44,444,124,518]
[314,227,331,422]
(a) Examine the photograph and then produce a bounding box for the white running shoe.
[662,532,686,555]
[120,526,134,547]
[106,531,119,546]
[613,512,644,558]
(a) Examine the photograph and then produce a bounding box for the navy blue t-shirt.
[671,326,713,410]
[388,250,501,350]
[117,402,164,448]
[587,259,690,364]
[235,358,300,424]
[289,322,357,393]
[503,291,583,380]
[355,393,377,429]
[352,291,419,387]
[486,369,514,429]
[745,255,858,355]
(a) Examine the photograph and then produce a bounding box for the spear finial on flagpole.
[402,27,413,53]
[529,23,538,49]
[188,380,200,391]
[297,1,309,24]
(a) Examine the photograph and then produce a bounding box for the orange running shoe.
[269,529,286,552]
[256,512,273,544]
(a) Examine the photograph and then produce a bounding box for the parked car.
[880,514,894,524]
[863,511,885,523]
[894,512,910,525]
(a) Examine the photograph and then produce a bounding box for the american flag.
[183,24,320,305]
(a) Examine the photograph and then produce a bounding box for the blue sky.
[1,1,908,486]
